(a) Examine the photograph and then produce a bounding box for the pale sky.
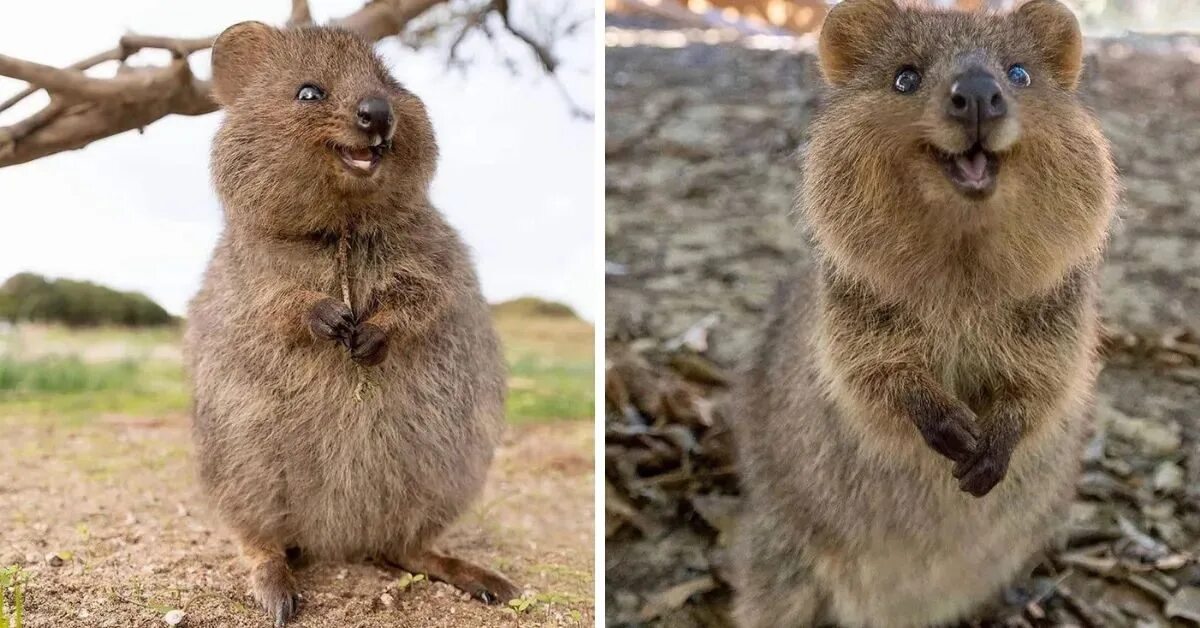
[0,0,596,320]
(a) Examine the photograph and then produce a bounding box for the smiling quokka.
[185,22,518,625]
[731,0,1117,626]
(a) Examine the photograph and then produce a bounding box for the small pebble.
[1142,500,1175,520]
[380,593,395,608]
[1069,502,1100,525]
[45,552,63,567]
[1153,461,1185,492]
[1108,415,1181,456]
[1166,587,1200,622]
[163,609,185,626]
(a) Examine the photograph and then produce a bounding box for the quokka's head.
[802,0,1116,299]
[210,22,437,233]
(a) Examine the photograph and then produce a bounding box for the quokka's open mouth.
[334,137,387,176]
[931,143,1000,198]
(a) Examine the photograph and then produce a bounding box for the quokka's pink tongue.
[956,152,988,182]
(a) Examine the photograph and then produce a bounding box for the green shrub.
[0,272,173,327]
[491,297,579,320]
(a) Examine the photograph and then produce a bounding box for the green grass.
[0,565,28,628]
[495,310,594,423]
[0,356,139,393]
[0,356,188,421]
[507,354,593,423]
[0,312,594,424]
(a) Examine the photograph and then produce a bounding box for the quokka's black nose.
[356,97,394,138]
[946,69,1007,140]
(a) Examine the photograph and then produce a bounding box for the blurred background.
[0,1,595,626]
[605,1,1200,626]
[607,0,1200,37]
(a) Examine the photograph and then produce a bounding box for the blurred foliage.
[492,296,581,320]
[0,273,174,328]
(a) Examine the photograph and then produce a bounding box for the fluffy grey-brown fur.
[185,22,515,625]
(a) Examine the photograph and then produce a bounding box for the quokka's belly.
[278,389,492,559]
[196,351,490,558]
[811,433,1080,628]
[815,503,1050,627]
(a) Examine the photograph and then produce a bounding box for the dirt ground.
[0,414,594,627]
[605,27,1200,628]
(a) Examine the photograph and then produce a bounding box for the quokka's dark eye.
[1006,64,1031,87]
[893,67,922,94]
[296,84,325,101]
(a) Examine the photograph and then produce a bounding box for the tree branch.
[0,54,193,103]
[0,0,587,167]
[288,0,314,26]
[493,0,557,73]
[491,0,593,120]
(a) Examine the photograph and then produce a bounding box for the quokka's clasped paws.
[306,297,355,347]
[349,322,388,366]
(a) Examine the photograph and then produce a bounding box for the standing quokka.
[732,0,1116,626]
[185,22,518,625]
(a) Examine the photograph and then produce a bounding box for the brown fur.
[731,1,1117,626]
[186,22,516,625]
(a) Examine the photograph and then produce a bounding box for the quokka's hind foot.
[242,542,301,626]
[389,549,520,604]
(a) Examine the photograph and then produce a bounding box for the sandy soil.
[0,414,594,627]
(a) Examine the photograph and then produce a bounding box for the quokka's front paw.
[306,297,354,348]
[350,322,388,366]
[953,431,1017,497]
[249,559,300,626]
[908,394,979,464]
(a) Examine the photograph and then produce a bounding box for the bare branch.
[493,0,558,73]
[0,49,122,115]
[118,34,216,58]
[288,0,314,26]
[0,53,195,103]
[335,0,448,42]
[490,0,593,120]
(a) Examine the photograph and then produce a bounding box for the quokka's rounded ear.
[211,21,281,107]
[818,0,900,86]
[1014,0,1083,90]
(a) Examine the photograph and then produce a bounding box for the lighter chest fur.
[733,270,1097,628]
[815,305,1090,625]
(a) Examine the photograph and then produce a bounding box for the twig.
[336,230,371,403]
[494,0,557,73]
[491,0,593,120]
[1057,580,1112,628]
